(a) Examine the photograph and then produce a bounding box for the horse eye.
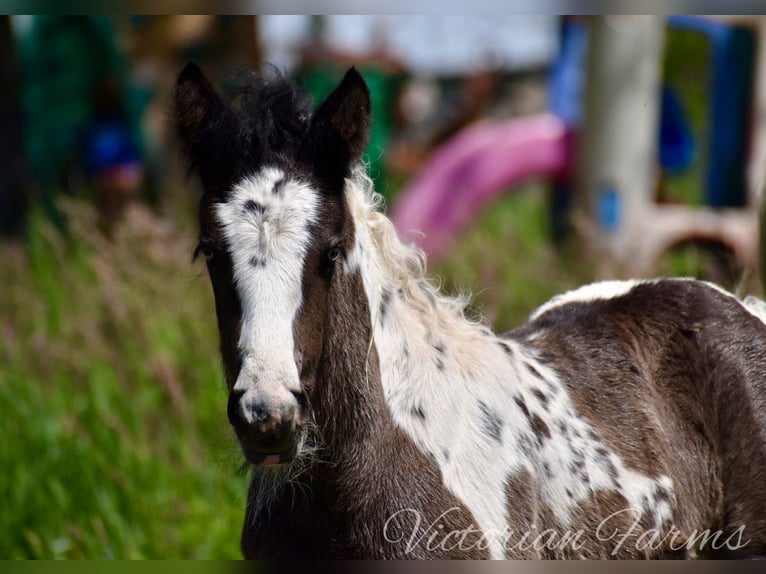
[320,246,344,276]
[194,243,215,261]
[327,246,343,262]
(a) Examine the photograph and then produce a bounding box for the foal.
[174,63,766,559]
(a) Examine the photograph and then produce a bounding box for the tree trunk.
[0,16,29,238]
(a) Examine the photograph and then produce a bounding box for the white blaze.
[215,167,318,403]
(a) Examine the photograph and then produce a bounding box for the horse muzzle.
[227,387,300,465]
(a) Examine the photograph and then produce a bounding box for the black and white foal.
[175,63,766,559]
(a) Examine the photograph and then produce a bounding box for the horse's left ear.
[301,67,371,189]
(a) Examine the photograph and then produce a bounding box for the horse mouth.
[242,441,299,466]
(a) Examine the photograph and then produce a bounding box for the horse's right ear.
[174,63,238,178]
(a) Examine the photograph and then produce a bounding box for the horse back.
[512,278,766,557]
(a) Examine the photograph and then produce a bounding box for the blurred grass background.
[0,198,249,558]
[432,183,589,331]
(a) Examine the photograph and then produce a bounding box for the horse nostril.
[227,391,270,430]
[228,390,297,428]
[242,401,270,425]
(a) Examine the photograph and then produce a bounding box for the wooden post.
[577,16,665,270]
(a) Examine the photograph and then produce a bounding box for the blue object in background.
[596,186,621,231]
[659,86,696,174]
[668,16,755,208]
[82,120,140,178]
[548,17,588,129]
[549,16,756,211]
[547,17,587,243]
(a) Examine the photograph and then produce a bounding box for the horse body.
[174,63,766,559]
[513,279,766,558]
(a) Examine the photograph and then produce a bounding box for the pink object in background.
[391,113,571,261]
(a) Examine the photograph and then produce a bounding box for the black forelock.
[228,67,314,160]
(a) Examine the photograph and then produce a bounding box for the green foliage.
[0,201,247,559]
[433,183,590,333]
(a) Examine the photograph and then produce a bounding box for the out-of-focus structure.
[4,15,765,290]
[579,16,763,286]
[392,15,766,290]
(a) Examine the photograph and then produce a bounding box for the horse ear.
[174,62,239,182]
[302,67,371,188]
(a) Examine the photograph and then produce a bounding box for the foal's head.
[174,64,371,465]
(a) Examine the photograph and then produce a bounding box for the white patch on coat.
[532,277,766,331]
[529,280,644,321]
[743,295,766,326]
[343,172,676,559]
[216,167,318,404]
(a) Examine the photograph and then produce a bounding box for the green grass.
[0,200,248,559]
[432,182,590,332]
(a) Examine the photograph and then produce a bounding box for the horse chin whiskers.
[245,423,326,519]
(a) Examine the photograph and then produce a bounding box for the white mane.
[344,166,676,560]
[344,167,489,336]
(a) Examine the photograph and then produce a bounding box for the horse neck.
[377,283,496,380]
[351,206,506,424]
[313,268,391,449]
[309,268,426,504]
[306,264,488,558]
